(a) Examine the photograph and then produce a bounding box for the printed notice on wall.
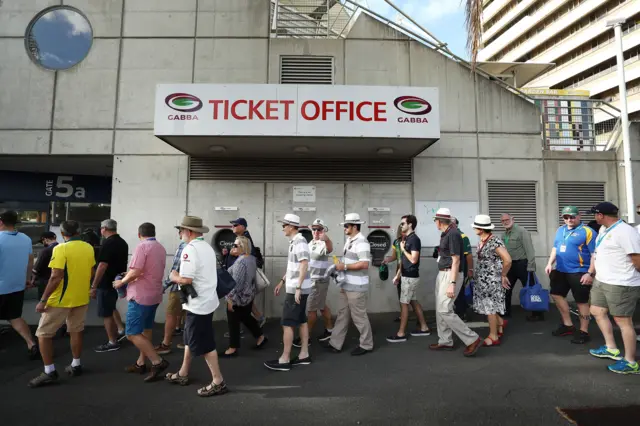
[293,186,316,203]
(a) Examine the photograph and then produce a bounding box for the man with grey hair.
[92,219,129,352]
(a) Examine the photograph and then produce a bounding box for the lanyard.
[477,235,493,258]
[595,220,622,249]
[195,237,204,241]
[562,224,583,243]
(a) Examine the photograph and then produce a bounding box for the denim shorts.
[125,300,159,335]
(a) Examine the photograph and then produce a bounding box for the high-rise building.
[478,0,640,127]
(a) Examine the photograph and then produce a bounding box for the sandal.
[483,337,501,347]
[498,319,509,337]
[197,381,229,397]
[165,372,189,386]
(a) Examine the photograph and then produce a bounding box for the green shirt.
[393,239,402,272]
[461,231,472,275]
[502,224,536,271]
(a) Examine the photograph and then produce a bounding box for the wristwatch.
[39,299,47,304]
[296,286,302,290]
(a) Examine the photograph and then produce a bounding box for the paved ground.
[1,308,639,426]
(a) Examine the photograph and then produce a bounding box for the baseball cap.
[561,206,579,216]
[590,202,619,215]
[230,217,248,227]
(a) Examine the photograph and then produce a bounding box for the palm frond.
[464,0,483,70]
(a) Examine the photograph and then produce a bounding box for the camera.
[179,284,199,304]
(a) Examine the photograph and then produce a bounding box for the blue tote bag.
[464,278,474,305]
[519,273,550,312]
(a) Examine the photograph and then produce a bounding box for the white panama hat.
[278,213,301,226]
[340,213,366,225]
[471,214,495,230]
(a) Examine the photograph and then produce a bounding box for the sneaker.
[154,342,172,355]
[94,342,120,353]
[291,356,312,366]
[264,359,292,371]
[144,359,169,382]
[386,334,408,343]
[589,345,623,361]
[351,346,372,356]
[65,365,83,377]
[318,329,332,342]
[410,329,431,337]
[570,331,590,345]
[28,344,40,360]
[320,340,341,353]
[173,328,183,336]
[552,324,575,337]
[607,359,640,375]
[117,332,127,343]
[28,371,59,388]
[292,337,311,348]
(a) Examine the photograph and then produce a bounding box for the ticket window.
[367,230,392,267]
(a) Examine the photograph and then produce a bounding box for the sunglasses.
[563,215,576,220]
[231,224,239,227]
[312,228,323,232]
[343,224,353,229]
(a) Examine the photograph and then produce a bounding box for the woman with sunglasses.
[222,236,267,357]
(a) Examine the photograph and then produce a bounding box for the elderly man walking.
[429,208,482,357]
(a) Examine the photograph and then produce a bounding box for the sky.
[356,0,469,60]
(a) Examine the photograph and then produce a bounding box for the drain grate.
[557,405,640,425]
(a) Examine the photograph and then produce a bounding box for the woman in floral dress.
[472,215,512,347]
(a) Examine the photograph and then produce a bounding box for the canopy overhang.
[477,61,556,88]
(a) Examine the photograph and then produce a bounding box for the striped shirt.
[309,239,331,280]
[342,232,371,292]
[286,233,312,294]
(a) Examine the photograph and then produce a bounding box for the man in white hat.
[429,208,482,357]
[265,213,312,371]
[321,213,374,356]
[165,216,228,397]
[293,218,334,347]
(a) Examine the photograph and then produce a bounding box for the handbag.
[464,277,474,305]
[255,268,271,292]
[216,268,237,299]
[519,273,550,312]
[379,264,389,281]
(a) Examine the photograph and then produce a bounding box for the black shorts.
[281,293,309,327]
[97,288,118,318]
[0,290,25,321]
[550,271,591,304]
[183,311,216,357]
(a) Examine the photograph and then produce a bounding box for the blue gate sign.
[0,171,112,203]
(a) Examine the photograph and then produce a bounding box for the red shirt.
[127,238,166,306]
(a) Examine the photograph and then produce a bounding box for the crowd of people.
[1,200,640,397]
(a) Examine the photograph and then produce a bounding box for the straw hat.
[278,213,301,226]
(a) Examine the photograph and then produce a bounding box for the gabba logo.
[165,93,202,121]
[393,96,432,123]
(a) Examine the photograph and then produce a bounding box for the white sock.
[44,364,55,374]
[71,358,81,367]
[327,328,334,332]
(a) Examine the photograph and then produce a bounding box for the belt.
[439,268,451,272]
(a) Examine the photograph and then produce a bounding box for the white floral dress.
[473,236,506,315]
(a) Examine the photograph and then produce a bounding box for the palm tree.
[465,0,483,69]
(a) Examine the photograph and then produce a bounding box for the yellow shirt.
[47,239,95,308]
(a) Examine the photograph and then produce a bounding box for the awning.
[477,61,556,88]
[154,84,440,159]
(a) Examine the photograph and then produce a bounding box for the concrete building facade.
[479,0,640,124]
[0,0,634,323]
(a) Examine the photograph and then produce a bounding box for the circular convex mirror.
[25,6,93,71]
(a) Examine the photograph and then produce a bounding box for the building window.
[557,182,605,225]
[488,181,538,232]
[25,6,93,71]
[280,56,334,85]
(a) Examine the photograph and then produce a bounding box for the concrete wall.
[0,1,623,321]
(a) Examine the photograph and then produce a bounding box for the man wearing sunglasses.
[544,206,595,344]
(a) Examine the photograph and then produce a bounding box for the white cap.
[278,213,301,226]
[340,213,366,225]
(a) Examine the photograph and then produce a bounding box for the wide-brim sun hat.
[471,214,495,230]
[278,213,301,226]
[175,216,210,233]
[340,213,366,225]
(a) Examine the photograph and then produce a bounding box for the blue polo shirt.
[553,224,595,274]
[0,231,33,295]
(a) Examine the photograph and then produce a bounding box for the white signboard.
[293,207,317,212]
[415,201,480,247]
[155,84,440,139]
[293,186,316,203]
[368,207,391,212]
[214,206,238,211]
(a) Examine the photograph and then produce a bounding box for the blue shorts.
[125,300,159,336]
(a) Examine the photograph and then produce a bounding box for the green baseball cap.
[562,206,579,216]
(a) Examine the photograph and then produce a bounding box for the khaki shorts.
[166,291,184,316]
[307,280,330,312]
[36,305,89,338]
[400,277,419,304]
[590,281,640,317]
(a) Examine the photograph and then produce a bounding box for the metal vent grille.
[488,181,538,232]
[280,56,334,84]
[189,158,412,182]
[557,182,605,225]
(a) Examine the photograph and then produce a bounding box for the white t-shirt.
[595,221,640,287]
[180,238,219,315]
